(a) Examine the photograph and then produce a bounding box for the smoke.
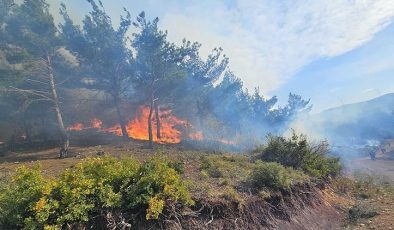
[288,93,394,162]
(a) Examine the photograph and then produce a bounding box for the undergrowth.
[332,171,394,225]
[249,161,309,190]
[253,132,341,179]
[0,155,193,229]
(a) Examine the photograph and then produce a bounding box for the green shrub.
[0,164,47,228]
[168,160,185,174]
[249,161,308,190]
[254,132,341,179]
[0,156,194,228]
[199,156,222,178]
[124,156,194,220]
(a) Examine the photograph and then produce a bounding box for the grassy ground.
[331,171,394,229]
[0,142,256,200]
[0,140,393,229]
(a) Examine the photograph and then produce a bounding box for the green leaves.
[0,156,194,228]
[254,132,342,179]
[249,161,308,190]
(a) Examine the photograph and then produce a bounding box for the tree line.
[0,0,311,157]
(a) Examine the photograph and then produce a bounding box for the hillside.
[296,93,394,146]
[0,141,392,229]
[0,139,346,229]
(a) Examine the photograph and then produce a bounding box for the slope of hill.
[296,93,394,146]
[0,143,347,229]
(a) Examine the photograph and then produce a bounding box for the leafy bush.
[0,164,47,228]
[249,161,308,190]
[200,155,223,178]
[124,156,194,220]
[254,132,341,179]
[0,156,194,228]
[168,160,185,174]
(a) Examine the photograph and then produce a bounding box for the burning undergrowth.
[65,105,238,148]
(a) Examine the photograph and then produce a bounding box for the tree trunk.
[154,102,161,139]
[148,99,154,148]
[113,95,129,140]
[47,54,69,159]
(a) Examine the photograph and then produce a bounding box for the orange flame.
[105,106,188,144]
[90,118,102,129]
[67,123,84,131]
[66,106,205,144]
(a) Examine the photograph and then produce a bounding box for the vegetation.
[199,154,254,186]
[249,161,309,190]
[0,156,193,229]
[0,0,311,150]
[331,171,394,226]
[60,1,133,140]
[332,171,393,199]
[1,0,73,157]
[348,203,378,224]
[253,132,341,179]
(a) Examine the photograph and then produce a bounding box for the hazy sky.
[48,0,394,113]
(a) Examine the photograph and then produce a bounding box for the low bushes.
[249,161,308,190]
[253,132,341,179]
[199,154,254,185]
[332,171,393,199]
[0,156,193,229]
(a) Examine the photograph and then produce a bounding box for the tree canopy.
[0,0,312,150]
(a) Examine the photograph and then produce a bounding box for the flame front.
[67,123,84,131]
[105,106,188,144]
[66,106,204,144]
[90,118,102,129]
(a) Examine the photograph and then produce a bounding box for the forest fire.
[90,118,102,129]
[104,106,190,143]
[66,123,84,131]
[66,106,202,144]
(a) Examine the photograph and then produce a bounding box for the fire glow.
[66,106,202,144]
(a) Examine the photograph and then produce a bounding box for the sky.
[48,0,394,113]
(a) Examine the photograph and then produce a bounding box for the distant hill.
[295,93,394,145]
